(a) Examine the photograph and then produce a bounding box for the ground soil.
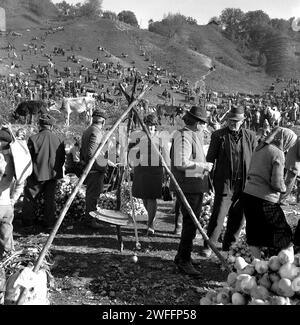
[12,199,229,306]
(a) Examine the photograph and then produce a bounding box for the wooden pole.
[16,85,152,305]
[132,107,231,272]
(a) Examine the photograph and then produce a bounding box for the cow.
[156,104,184,126]
[12,100,49,124]
[60,97,96,127]
[267,106,282,127]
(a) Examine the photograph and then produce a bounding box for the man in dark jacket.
[80,108,113,229]
[22,114,65,229]
[200,106,257,257]
[170,106,213,276]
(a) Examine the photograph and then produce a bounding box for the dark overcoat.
[206,127,257,195]
[28,129,65,182]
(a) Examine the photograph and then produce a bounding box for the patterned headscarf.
[262,127,297,152]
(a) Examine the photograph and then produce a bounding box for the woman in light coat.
[242,127,297,258]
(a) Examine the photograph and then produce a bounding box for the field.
[1,2,300,307]
[12,199,228,306]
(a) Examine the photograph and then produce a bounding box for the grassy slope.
[0,0,58,30]
[1,3,300,95]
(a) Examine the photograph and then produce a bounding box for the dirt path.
[13,199,228,305]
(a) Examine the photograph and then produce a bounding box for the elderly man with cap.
[170,106,213,276]
[199,105,257,257]
[21,113,65,231]
[0,127,25,258]
[80,108,115,229]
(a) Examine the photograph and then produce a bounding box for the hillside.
[0,0,58,30]
[0,2,299,94]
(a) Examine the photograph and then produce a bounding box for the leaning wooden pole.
[132,107,231,272]
[16,85,152,305]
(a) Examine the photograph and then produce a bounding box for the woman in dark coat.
[131,114,170,235]
[243,127,297,258]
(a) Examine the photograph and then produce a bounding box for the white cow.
[267,106,281,126]
[61,97,96,126]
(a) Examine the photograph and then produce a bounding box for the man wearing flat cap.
[170,106,213,276]
[21,113,65,230]
[80,108,115,229]
[199,105,257,257]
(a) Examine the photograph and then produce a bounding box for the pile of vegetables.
[97,183,147,217]
[199,192,213,231]
[119,182,147,217]
[33,175,147,226]
[200,247,300,305]
[199,192,228,241]
[227,231,254,264]
[98,191,118,210]
[35,176,86,225]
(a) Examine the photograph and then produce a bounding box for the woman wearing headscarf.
[242,127,297,258]
[130,113,170,235]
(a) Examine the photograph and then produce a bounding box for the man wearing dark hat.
[21,113,65,230]
[0,127,25,258]
[170,106,213,276]
[199,105,257,257]
[80,108,114,229]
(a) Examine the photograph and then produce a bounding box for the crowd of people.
[1,29,300,281]
[126,103,300,277]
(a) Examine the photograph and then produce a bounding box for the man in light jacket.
[170,106,213,277]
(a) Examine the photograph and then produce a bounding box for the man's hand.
[204,162,214,172]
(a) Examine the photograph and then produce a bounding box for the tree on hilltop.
[148,13,194,38]
[117,10,139,27]
[79,0,103,17]
[241,10,270,31]
[270,18,290,34]
[220,8,245,39]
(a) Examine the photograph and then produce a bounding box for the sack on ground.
[4,266,49,305]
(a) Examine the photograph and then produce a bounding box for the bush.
[102,10,117,21]
[117,10,139,27]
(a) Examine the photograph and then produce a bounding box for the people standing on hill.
[21,114,65,231]
[199,106,257,258]
[242,127,297,258]
[170,106,213,276]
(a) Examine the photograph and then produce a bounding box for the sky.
[51,0,300,29]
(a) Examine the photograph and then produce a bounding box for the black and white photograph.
[0,0,300,310]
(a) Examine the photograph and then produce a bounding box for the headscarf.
[259,127,297,152]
